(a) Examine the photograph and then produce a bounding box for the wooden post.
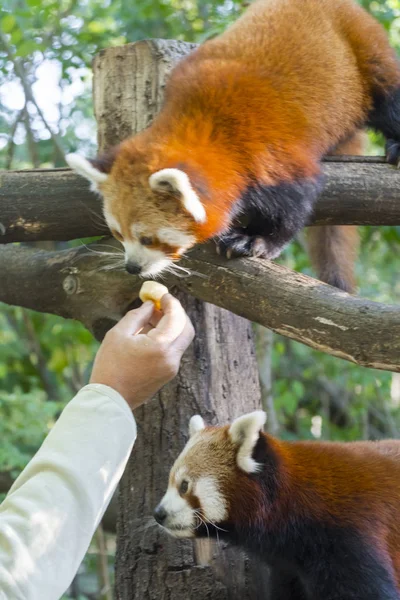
[93,41,268,598]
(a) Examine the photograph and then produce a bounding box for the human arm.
[0,295,194,600]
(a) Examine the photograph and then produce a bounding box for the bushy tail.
[307,131,366,293]
[307,225,359,293]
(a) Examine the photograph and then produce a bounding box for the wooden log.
[0,239,399,372]
[0,169,106,242]
[91,40,267,599]
[1,158,400,243]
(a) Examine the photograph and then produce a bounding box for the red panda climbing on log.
[155,412,400,600]
[67,0,400,292]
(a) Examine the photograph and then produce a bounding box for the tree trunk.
[92,40,268,599]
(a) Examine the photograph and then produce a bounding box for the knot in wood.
[63,274,78,295]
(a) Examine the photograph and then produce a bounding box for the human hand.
[90,294,194,409]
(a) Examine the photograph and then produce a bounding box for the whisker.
[89,242,124,252]
[91,248,124,257]
[204,518,229,533]
[98,261,126,272]
[74,241,118,256]
[173,261,210,280]
[194,509,229,533]
[193,510,210,539]
[80,204,108,230]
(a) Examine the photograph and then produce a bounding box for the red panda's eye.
[179,480,189,495]
[140,236,153,246]
[112,230,123,242]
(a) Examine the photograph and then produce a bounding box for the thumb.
[113,302,155,336]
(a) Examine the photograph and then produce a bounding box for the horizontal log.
[179,245,400,372]
[0,240,142,340]
[1,158,400,243]
[0,168,106,242]
[0,240,399,371]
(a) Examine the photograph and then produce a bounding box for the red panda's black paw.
[216,232,277,260]
[385,139,400,167]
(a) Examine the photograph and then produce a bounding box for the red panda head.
[66,142,208,276]
[154,411,267,538]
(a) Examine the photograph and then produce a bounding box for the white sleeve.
[0,384,137,600]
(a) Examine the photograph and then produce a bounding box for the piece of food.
[139,281,169,310]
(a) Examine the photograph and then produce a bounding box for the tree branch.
[0,32,65,162]
[0,169,106,242]
[5,108,24,170]
[0,240,142,339]
[23,105,40,168]
[0,240,399,370]
[1,158,399,243]
[255,326,279,434]
[5,310,62,401]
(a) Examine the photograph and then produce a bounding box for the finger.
[148,308,163,328]
[147,294,187,345]
[140,323,155,335]
[170,316,195,354]
[113,302,155,336]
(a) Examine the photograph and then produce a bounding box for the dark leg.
[215,175,325,260]
[307,570,400,600]
[368,87,400,165]
[269,567,308,600]
[305,552,399,600]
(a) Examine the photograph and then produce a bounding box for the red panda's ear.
[89,146,118,175]
[66,147,117,191]
[189,415,205,437]
[149,169,207,223]
[66,153,109,191]
[229,411,267,474]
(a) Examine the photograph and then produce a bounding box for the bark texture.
[0,241,141,339]
[0,168,105,243]
[1,158,400,243]
[118,294,269,599]
[91,40,267,599]
[0,239,399,371]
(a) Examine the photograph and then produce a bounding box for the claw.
[226,249,232,260]
[216,245,221,255]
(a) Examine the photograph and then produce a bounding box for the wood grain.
[1,158,400,243]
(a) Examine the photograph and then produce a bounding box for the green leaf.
[10,28,23,44]
[87,21,107,34]
[292,381,305,399]
[15,40,37,57]
[1,14,16,33]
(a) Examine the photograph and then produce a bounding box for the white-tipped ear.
[149,168,207,223]
[229,411,267,473]
[189,415,206,437]
[66,153,108,190]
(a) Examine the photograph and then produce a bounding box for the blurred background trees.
[1,0,399,597]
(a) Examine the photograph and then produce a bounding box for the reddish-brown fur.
[96,0,400,290]
[308,131,367,291]
[186,425,400,590]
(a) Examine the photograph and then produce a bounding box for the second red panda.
[67,0,400,291]
[155,411,400,600]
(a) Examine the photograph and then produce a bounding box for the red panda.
[154,411,400,600]
[67,0,400,291]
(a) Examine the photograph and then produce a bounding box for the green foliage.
[0,307,98,397]
[1,0,399,595]
[0,388,60,475]
[0,0,398,474]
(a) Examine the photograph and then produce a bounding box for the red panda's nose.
[125,261,142,275]
[154,504,167,524]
